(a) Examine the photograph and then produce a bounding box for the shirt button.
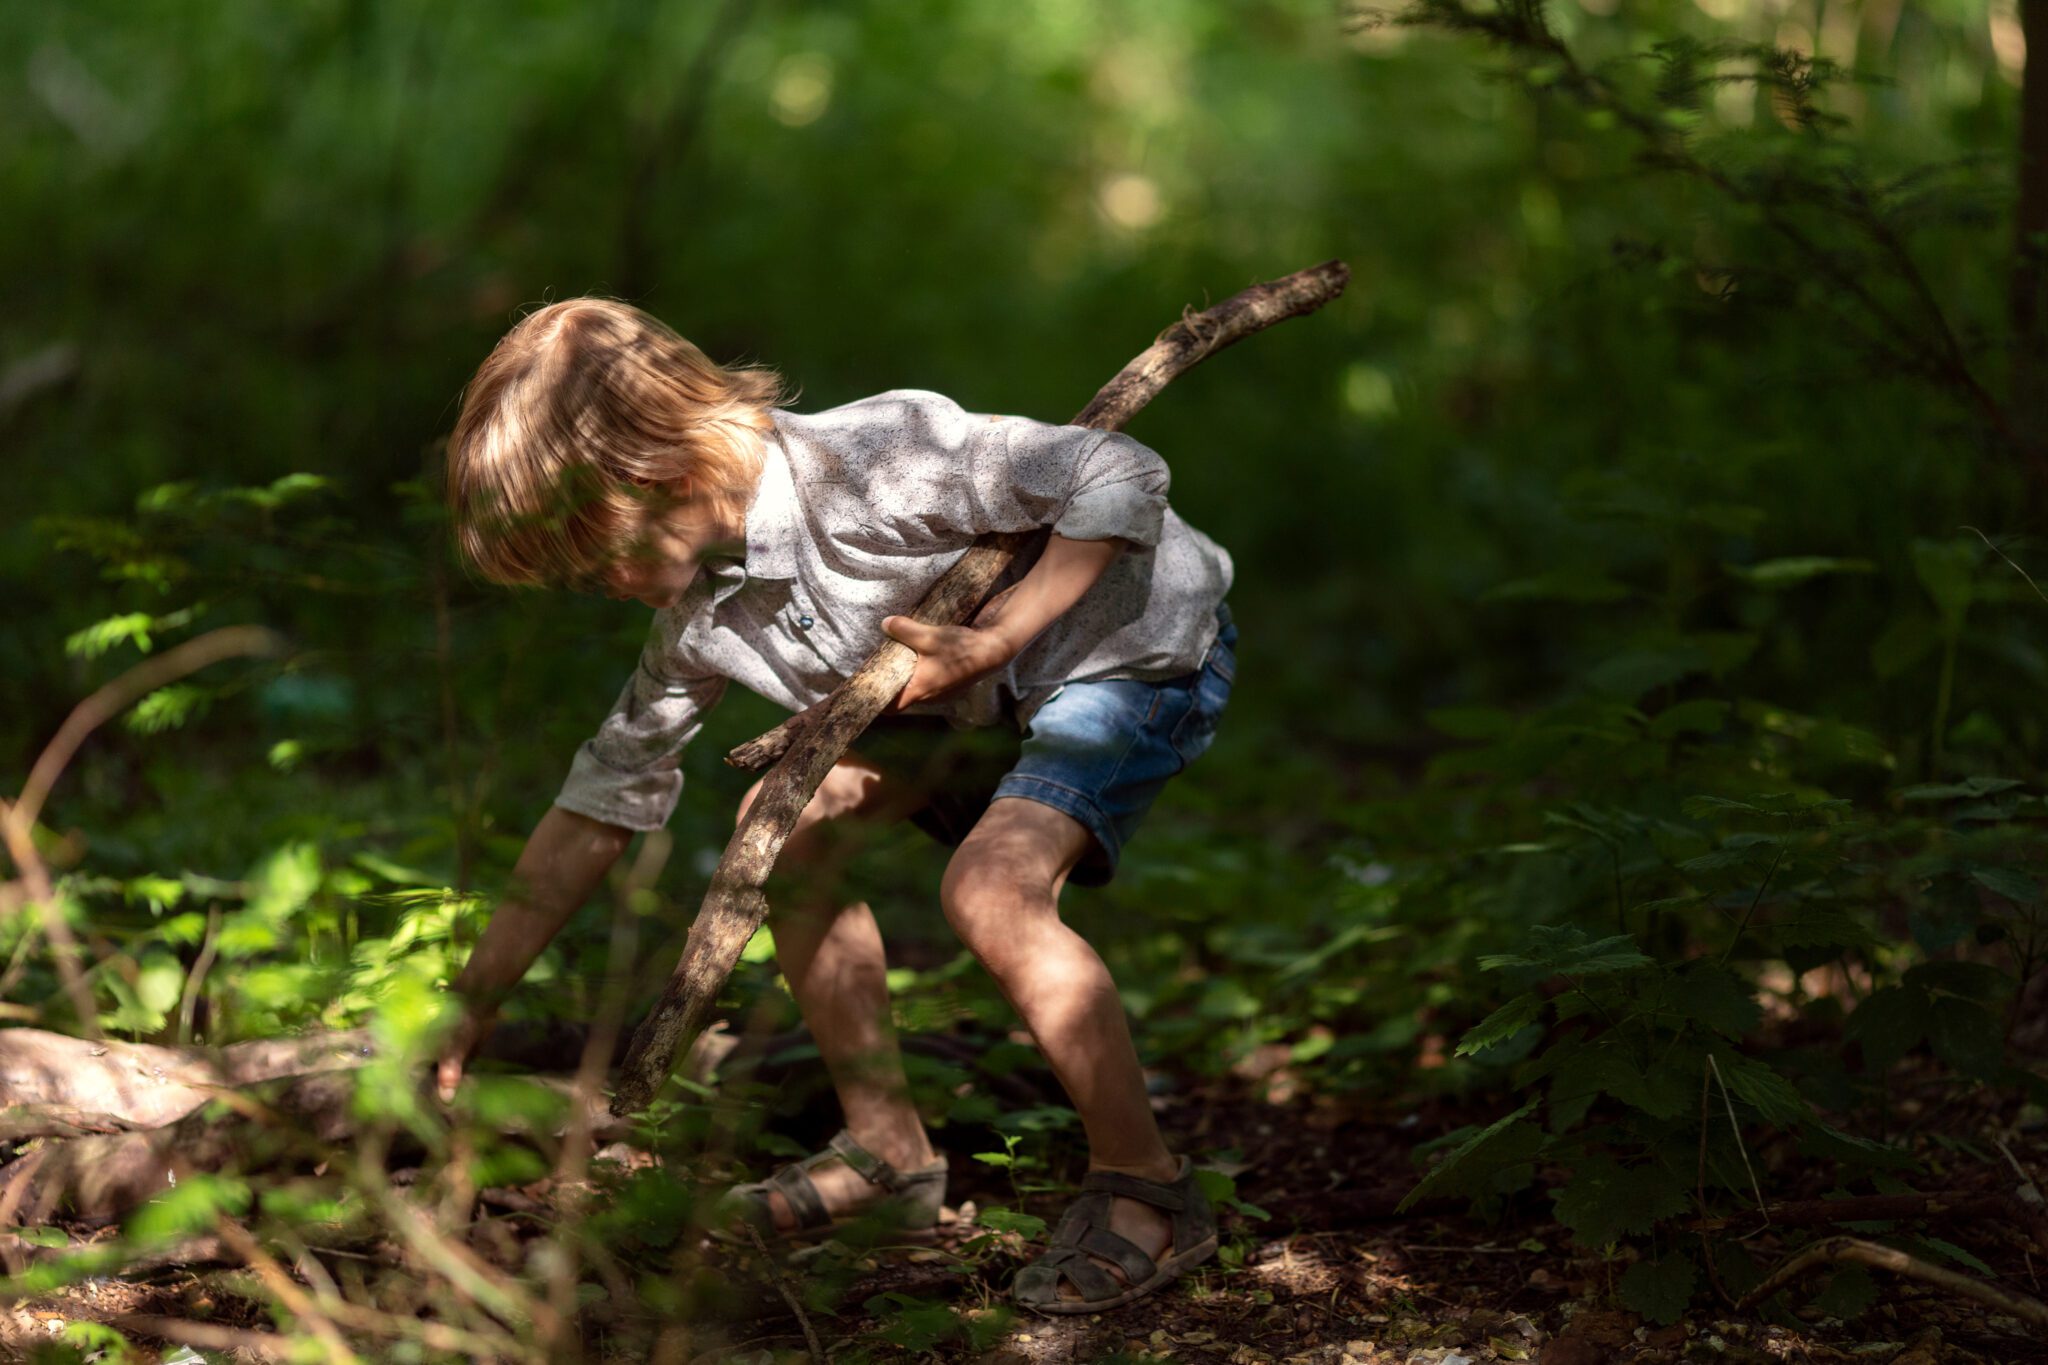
[797,614,814,630]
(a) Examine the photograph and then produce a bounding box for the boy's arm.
[882,532,1125,709]
[865,400,1168,708]
[436,804,634,1100]
[438,616,725,1100]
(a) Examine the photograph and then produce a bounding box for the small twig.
[1720,838,1786,965]
[11,625,289,838]
[1734,1234,2048,1328]
[2,625,288,1041]
[1697,1231,1734,1309]
[1706,1054,1769,1230]
[1993,1137,2045,1204]
[362,1181,545,1338]
[0,797,99,1042]
[266,1224,525,1360]
[1992,1136,2048,1255]
[1694,1066,1735,1306]
[215,1216,363,1365]
[1960,527,2048,606]
[0,921,41,1002]
[742,1222,826,1365]
[176,904,223,1045]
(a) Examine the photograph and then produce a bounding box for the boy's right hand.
[435,1007,495,1103]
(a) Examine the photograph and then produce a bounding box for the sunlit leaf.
[1722,556,1873,588]
[1399,1102,1544,1209]
[1456,993,1545,1056]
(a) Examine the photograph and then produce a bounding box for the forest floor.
[4,1072,2045,1365]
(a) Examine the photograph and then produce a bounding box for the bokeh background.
[4,0,2046,1348]
[11,0,2034,870]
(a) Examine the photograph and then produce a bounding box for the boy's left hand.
[881,612,1019,711]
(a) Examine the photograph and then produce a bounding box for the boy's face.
[597,510,705,609]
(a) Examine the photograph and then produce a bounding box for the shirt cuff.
[554,741,682,832]
[1053,481,1167,547]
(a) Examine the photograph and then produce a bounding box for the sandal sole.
[1018,1234,1220,1316]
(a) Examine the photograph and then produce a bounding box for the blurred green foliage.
[5,0,2046,1353]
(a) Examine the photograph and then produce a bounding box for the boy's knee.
[735,757,890,840]
[941,848,1054,951]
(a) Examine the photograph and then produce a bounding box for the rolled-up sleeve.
[967,411,1170,549]
[554,632,727,832]
[845,391,1170,550]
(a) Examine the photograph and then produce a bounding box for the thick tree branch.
[608,260,1350,1115]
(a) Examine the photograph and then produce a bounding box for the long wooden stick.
[609,260,1350,1115]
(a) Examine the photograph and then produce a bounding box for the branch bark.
[1733,1234,2048,1329]
[609,260,1351,1115]
[0,1028,375,1137]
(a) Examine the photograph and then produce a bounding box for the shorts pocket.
[1168,645,1234,766]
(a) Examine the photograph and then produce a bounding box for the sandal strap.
[767,1161,831,1231]
[1079,1167,1187,1211]
[827,1129,908,1193]
[1078,1223,1160,1286]
[1021,1246,1123,1303]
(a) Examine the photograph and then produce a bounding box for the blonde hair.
[446,298,785,588]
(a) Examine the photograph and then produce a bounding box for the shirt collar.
[738,427,800,581]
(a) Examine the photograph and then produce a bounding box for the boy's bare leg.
[941,797,1180,1284]
[736,756,938,1229]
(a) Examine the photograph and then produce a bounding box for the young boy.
[438,298,1237,1312]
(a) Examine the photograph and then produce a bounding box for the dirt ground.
[4,1079,2045,1364]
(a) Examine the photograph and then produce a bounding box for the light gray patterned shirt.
[554,389,1235,831]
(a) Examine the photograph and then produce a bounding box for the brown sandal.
[1011,1158,1219,1314]
[716,1129,949,1244]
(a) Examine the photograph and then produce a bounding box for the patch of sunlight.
[769,52,833,128]
[1342,363,1398,421]
[1991,2,2027,85]
[1098,172,1163,230]
[1715,78,1755,126]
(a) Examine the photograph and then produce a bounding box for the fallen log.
[611,260,1351,1115]
[1,1073,366,1226]
[2,1066,642,1226]
[0,1027,375,1139]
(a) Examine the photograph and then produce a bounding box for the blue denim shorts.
[858,603,1237,887]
